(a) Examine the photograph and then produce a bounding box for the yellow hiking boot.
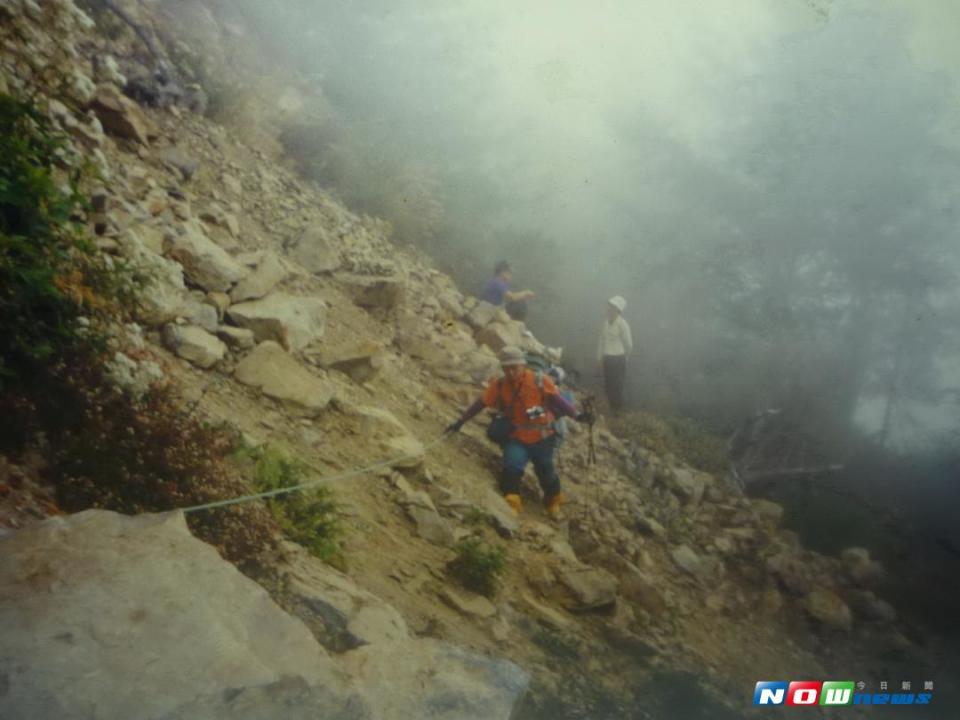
[504,493,523,514]
[545,492,565,518]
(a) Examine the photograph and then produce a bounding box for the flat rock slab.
[519,591,573,630]
[316,341,385,384]
[230,251,288,303]
[288,227,341,274]
[557,566,619,612]
[228,292,327,352]
[340,274,405,313]
[440,587,497,619]
[479,489,519,539]
[475,322,524,354]
[234,341,334,416]
[0,510,353,720]
[464,300,503,329]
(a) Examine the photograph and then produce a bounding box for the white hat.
[498,345,526,366]
[608,295,626,312]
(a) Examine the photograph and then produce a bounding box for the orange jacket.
[482,369,560,444]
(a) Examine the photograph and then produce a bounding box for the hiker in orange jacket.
[446,346,593,516]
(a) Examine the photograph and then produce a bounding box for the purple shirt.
[480,277,510,305]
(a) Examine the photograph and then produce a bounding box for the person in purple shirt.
[481,261,535,320]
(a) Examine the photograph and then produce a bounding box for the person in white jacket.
[597,295,633,414]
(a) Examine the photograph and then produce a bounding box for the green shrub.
[241,445,345,568]
[0,94,134,391]
[46,364,278,568]
[0,94,275,570]
[448,537,507,597]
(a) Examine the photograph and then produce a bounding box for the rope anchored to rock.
[177,434,449,514]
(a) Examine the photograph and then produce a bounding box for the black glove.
[576,411,595,425]
[445,419,464,435]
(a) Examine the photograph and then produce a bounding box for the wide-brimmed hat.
[608,295,626,312]
[498,345,526,366]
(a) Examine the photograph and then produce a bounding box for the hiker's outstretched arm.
[546,393,577,418]
[504,289,534,302]
[446,397,487,434]
[457,398,486,424]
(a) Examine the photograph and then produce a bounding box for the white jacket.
[598,316,633,360]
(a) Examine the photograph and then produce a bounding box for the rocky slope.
[0,2,938,718]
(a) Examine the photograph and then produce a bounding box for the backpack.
[524,351,576,444]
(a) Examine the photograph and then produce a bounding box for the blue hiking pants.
[500,436,560,500]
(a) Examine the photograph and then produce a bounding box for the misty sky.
[223,0,960,449]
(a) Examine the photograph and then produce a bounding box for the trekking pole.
[584,395,597,466]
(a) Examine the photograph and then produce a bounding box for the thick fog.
[203,0,960,462]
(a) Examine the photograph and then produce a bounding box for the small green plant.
[448,537,507,597]
[243,445,345,568]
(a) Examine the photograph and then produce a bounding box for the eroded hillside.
[0,2,940,718]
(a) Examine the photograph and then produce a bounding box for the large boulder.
[216,325,256,350]
[179,298,218,333]
[88,84,151,144]
[230,252,289,303]
[803,588,853,632]
[340,274,405,315]
[669,468,707,506]
[670,544,723,582]
[464,300,503,330]
[116,229,186,326]
[162,324,226,368]
[382,435,427,471]
[557,566,619,612]
[281,547,529,719]
[287,227,341,274]
[315,341,385,384]
[157,146,199,181]
[165,223,248,293]
[839,547,885,587]
[234,341,334,416]
[474,322,525,354]
[0,511,360,720]
[227,292,327,352]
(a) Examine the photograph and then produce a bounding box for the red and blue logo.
[754,681,933,706]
